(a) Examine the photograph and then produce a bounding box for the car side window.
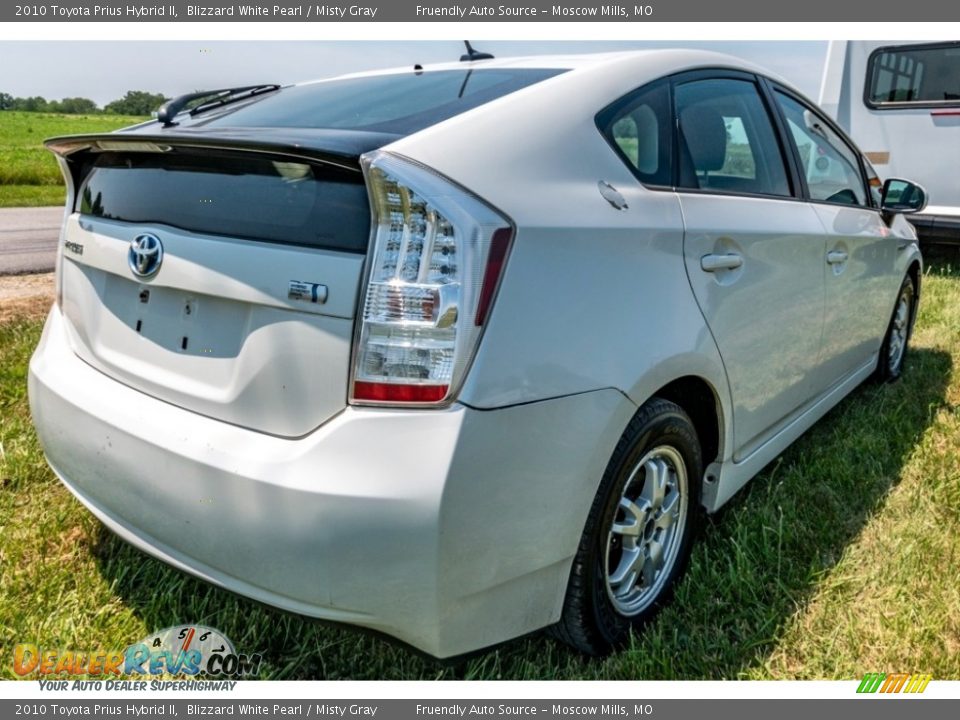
[773,91,868,207]
[674,78,791,198]
[600,83,672,187]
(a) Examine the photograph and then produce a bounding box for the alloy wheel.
[604,445,688,616]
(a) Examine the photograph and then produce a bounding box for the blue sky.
[0,41,827,106]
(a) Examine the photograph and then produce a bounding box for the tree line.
[0,90,168,116]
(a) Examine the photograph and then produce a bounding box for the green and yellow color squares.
[857,673,932,694]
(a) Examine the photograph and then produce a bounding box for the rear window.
[866,42,960,108]
[204,68,565,134]
[77,150,370,252]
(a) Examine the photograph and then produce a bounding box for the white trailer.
[820,40,960,245]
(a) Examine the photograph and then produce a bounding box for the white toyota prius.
[29,50,926,658]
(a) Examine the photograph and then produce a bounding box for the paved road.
[0,206,63,275]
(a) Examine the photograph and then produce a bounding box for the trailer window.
[866,42,960,108]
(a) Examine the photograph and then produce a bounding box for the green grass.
[0,112,146,204]
[0,185,68,208]
[2,260,960,680]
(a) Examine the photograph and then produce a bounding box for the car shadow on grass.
[90,341,952,680]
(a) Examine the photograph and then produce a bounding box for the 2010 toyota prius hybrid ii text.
[29,50,926,658]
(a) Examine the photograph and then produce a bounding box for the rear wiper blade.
[156,84,280,127]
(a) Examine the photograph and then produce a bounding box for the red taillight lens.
[352,382,450,403]
[475,227,513,327]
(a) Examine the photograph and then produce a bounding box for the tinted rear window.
[205,68,565,134]
[77,151,370,252]
[866,42,960,107]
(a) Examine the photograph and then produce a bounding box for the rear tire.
[875,274,916,383]
[552,398,702,656]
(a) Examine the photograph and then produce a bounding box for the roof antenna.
[460,41,494,62]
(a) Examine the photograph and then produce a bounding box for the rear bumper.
[28,308,633,658]
[910,213,960,245]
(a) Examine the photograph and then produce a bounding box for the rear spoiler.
[44,128,401,172]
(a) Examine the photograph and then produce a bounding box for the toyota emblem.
[129,234,164,278]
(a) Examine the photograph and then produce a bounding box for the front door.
[772,87,903,380]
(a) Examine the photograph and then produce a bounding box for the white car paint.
[29,50,922,657]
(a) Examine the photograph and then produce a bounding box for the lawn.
[0,112,146,208]
[1,260,959,680]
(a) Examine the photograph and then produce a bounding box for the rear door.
[675,72,828,461]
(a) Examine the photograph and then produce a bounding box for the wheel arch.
[648,375,724,471]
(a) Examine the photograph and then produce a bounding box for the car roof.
[298,49,789,89]
[67,49,800,164]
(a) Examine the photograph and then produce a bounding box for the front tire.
[553,398,702,656]
[875,274,916,382]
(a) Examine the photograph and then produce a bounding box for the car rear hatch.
[46,130,393,437]
[45,68,569,437]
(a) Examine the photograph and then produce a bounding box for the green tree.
[104,90,168,116]
[0,92,13,110]
[51,97,99,114]
[13,96,49,112]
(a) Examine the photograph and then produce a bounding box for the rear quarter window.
[598,82,673,187]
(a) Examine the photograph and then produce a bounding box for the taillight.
[350,152,513,407]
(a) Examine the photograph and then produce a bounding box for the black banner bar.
[2,699,959,719]
[4,0,960,22]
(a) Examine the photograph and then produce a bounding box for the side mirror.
[880,178,927,216]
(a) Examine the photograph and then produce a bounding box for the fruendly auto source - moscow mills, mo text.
[415,5,653,16]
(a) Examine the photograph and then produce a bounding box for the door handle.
[700,253,743,272]
[826,250,849,265]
